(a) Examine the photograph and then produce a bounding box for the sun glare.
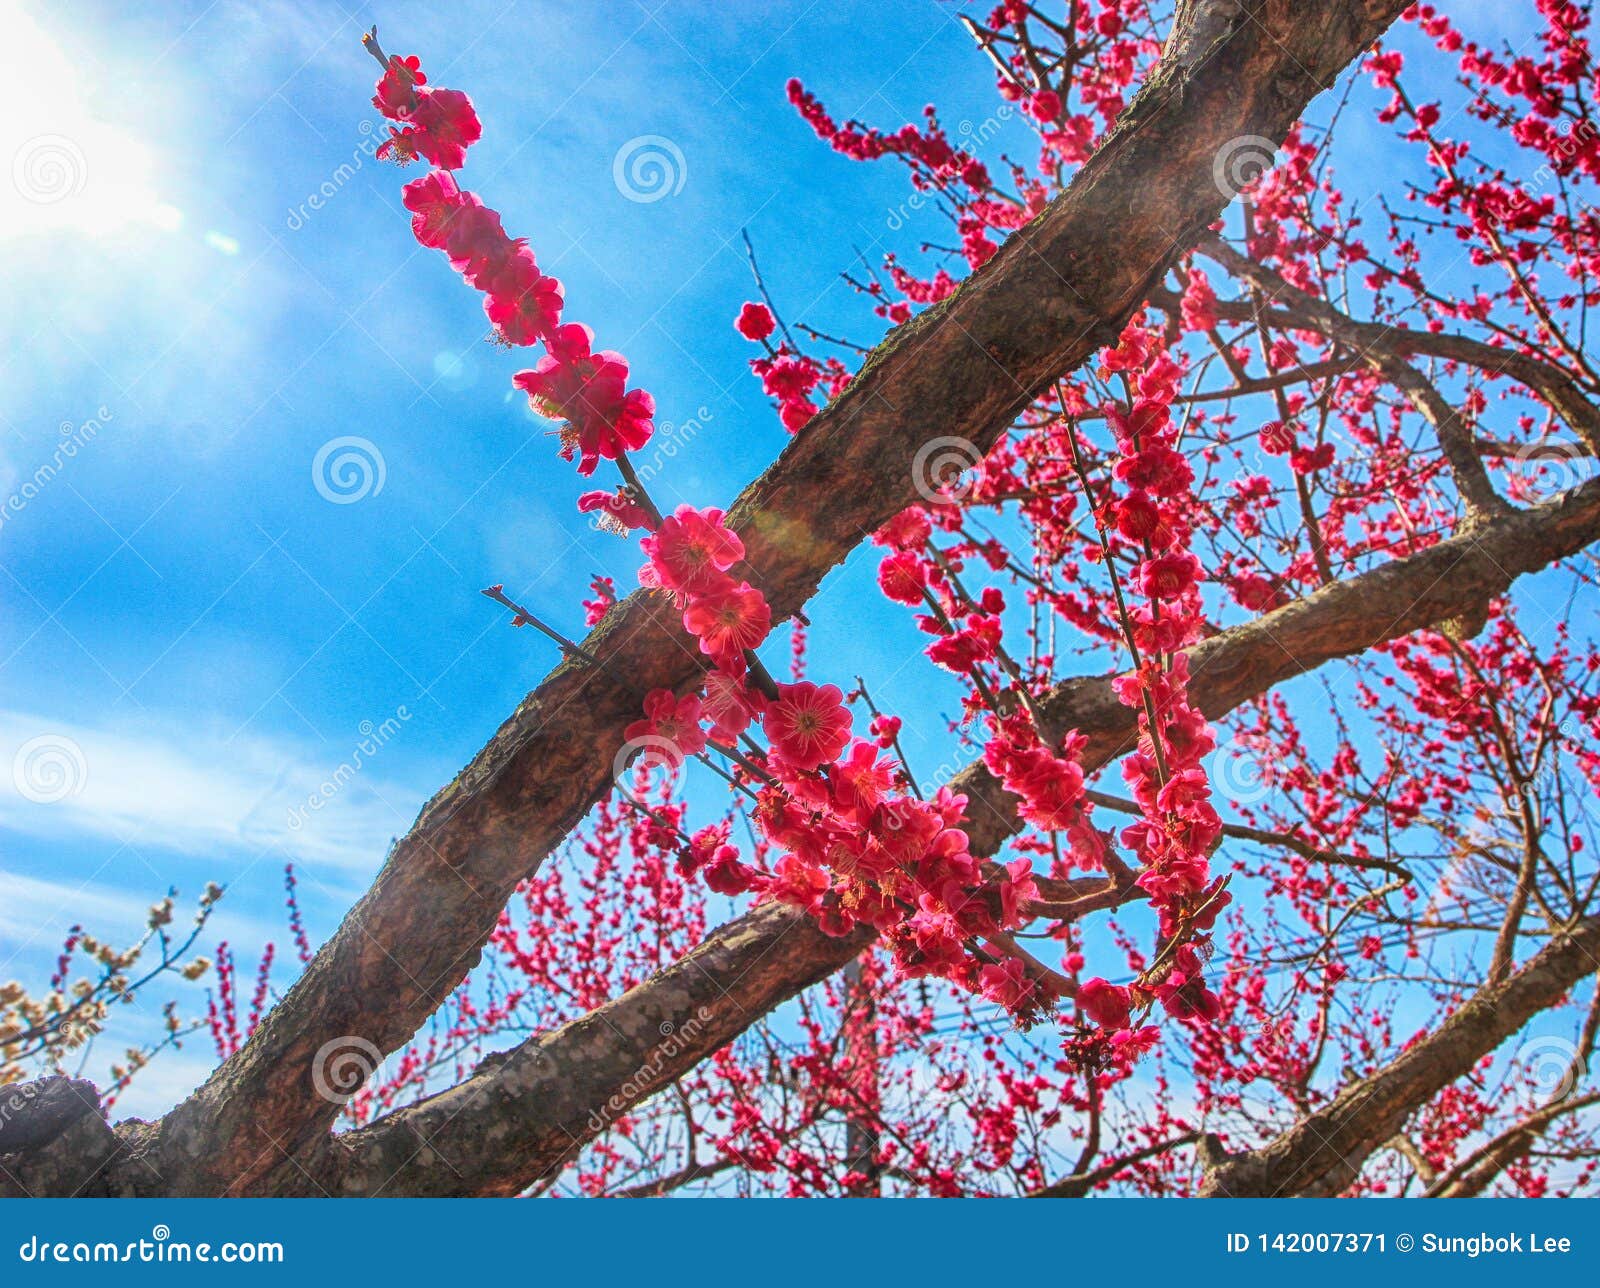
[0,1,180,241]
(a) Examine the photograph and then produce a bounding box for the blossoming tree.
[6,0,1600,1199]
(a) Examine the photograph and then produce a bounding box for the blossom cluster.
[333,0,1600,1194]
[372,48,1050,1019]
[1070,324,1229,1043]
[855,318,1231,1054]
[372,55,653,477]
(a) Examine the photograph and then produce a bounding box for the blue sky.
[0,0,1039,1113]
[0,0,1570,1124]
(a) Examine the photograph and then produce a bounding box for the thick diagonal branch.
[311,471,1600,1198]
[120,0,1410,1195]
[1196,914,1600,1197]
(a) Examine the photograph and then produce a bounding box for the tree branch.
[1197,914,1600,1197]
[311,469,1600,1197]
[116,0,1412,1196]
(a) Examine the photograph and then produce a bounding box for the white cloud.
[0,868,150,942]
[0,867,278,955]
[0,707,422,873]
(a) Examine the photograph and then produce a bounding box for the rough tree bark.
[13,462,1598,1196]
[1195,914,1600,1197]
[298,477,1600,1196]
[1,0,1473,1198]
